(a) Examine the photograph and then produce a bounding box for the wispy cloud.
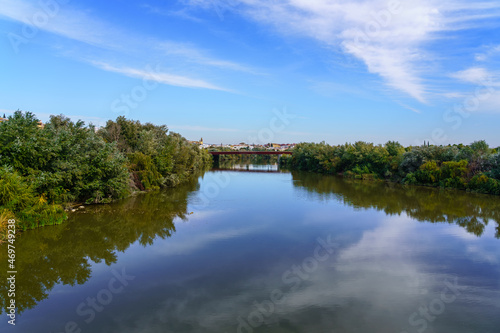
[141,3,204,23]
[448,67,500,113]
[91,61,230,91]
[0,0,117,47]
[186,0,500,103]
[475,45,500,62]
[450,67,499,85]
[0,0,253,91]
[157,41,264,74]
[398,103,422,114]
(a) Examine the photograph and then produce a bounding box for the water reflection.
[1,168,499,332]
[292,171,500,239]
[0,177,199,314]
[214,162,284,172]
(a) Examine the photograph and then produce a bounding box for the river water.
[1,164,499,333]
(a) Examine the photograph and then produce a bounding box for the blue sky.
[1,0,500,146]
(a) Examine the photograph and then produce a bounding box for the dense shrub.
[468,174,500,195]
[0,167,66,238]
[0,111,212,233]
[0,112,130,205]
[98,117,212,190]
[282,140,499,195]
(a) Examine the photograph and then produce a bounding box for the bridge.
[209,151,292,155]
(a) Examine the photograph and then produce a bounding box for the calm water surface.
[1,165,500,332]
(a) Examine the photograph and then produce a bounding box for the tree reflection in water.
[0,176,199,314]
[2,170,499,315]
[292,171,500,239]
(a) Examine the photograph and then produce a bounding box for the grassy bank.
[279,141,500,195]
[0,111,212,239]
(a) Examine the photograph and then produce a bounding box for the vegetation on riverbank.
[0,111,211,238]
[280,141,500,195]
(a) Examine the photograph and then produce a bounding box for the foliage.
[468,173,500,195]
[0,177,199,314]
[0,166,66,238]
[0,111,212,232]
[283,140,499,195]
[0,112,130,205]
[98,117,212,190]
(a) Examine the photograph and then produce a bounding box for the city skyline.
[1,0,500,146]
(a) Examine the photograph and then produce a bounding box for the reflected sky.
[1,168,499,333]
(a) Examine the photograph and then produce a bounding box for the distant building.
[0,117,7,123]
[231,144,249,150]
[188,137,204,145]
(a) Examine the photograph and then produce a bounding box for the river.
[1,164,499,333]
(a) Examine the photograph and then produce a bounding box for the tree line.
[280,140,500,195]
[0,111,212,236]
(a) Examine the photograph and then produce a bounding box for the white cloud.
[477,91,500,112]
[398,103,422,114]
[141,3,205,23]
[187,0,500,103]
[90,61,229,91]
[441,92,465,99]
[0,0,252,91]
[451,67,493,84]
[475,45,500,62]
[447,67,500,113]
[0,0,117,47]
[157,41,263,74]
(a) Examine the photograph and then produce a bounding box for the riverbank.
[279,141,500,195]
[2,166,499,332]
[0,112,212,240]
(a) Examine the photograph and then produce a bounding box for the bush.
[468,174,500,195]
[0,112,213,232]
[98,117,212,190]
[0,166,66,236]
[287,141,498,195]
[415,160,441,184]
